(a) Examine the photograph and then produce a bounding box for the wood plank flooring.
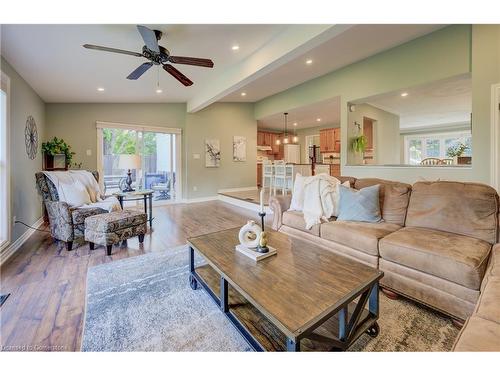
[0,200,269,351]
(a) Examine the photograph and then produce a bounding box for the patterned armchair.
[35,171,107,250]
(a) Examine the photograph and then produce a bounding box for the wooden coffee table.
[187,228,383,351]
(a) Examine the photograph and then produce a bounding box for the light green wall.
[254,25,487,184]
[185,102,257,199]
[347,103,400,165]
[46,103,187,195]
[1,56,46,243]
[46,102,257,200]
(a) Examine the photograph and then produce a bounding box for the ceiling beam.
[186,24,354,113]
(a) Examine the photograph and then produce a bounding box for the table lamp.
[118,154,141,192]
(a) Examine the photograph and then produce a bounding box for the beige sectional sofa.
[269,177,500,351]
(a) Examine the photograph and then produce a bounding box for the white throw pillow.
[289,173,306,211]
[60,180,92,207]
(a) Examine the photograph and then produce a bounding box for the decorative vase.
[238,220,262,250]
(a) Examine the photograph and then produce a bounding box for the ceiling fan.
[83,25,214,86]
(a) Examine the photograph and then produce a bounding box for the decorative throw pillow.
[289,173,306,211]
[337,184,382,222]
[60,180,92,207]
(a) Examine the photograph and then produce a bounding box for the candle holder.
[256,211,269,253]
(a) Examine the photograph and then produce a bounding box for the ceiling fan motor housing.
[142,45,170,64]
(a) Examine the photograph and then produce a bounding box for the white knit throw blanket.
[302,173,344,229]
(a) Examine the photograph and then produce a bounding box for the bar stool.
[262,160,274,194]
[273,160,289,195]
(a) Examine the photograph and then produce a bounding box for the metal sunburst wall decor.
[25,115,38,160]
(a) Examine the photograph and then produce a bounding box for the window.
[1,72,11,250]
[404,131,472,165]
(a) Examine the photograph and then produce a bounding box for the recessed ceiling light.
[293,122,298,126]
[241,92,246,97]
[401,92,409,97]
[316,118,322,122]
[156,89,163,94]
[306,59,313,65]
[232,45,240,51]
[97,87,105,92]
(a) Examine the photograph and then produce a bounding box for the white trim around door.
[491,83,500,191]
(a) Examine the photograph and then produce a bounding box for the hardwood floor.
[0,200,269,351]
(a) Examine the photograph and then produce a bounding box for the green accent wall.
[253,25,500,184]
[1,57,46,244]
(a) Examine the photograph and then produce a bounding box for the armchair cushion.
[379,227,491,290]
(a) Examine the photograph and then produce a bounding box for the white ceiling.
[222,24,445,102]
[258,96,340,130]
[1,24,445,108]
[363,74,471,129]
[0,24,287,102]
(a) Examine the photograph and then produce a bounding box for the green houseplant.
[446,142,469,158]
[41,137,75,170]
[351,135,367,154]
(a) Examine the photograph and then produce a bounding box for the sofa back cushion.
[406,181,499,244]
[354,178,412,226]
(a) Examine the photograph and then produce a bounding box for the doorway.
[96,122,182,205]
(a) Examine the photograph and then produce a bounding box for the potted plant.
[446,142,470,165]
[351,135,367,154]
[41,137,75,170]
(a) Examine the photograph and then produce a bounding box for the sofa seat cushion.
[453,316,500,351]
[475,277,500,324]
[282,211,332,236]
[320,221,401,256]
[379,227,491,290]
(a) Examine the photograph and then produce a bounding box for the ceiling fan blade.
[126,62,154,80]
[83,44,143,57]
[163,64,193,86]
[168,56,214,68]
[137,25,160,53]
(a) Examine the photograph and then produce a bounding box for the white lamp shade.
[118,154,141,170]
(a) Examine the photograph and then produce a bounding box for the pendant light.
[292,117,298,143]
[282,112,289,144]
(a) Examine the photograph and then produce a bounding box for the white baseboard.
[218,186,258,193]
[0,218,44,266]
[218,194,272,214]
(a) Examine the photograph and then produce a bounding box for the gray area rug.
[82,246,459,352]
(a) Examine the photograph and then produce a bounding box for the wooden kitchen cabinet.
[257,131,265,146]
[319,128,341,153]
[257,163,262,187]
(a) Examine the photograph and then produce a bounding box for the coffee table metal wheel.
[366,322,380,338]
[189,274,198,290]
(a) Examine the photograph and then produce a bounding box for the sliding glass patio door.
[97,122,182,205]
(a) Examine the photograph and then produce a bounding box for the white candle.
[260,189,264,213]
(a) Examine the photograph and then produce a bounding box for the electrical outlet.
[193,153,200,160]
[193,186,197,192]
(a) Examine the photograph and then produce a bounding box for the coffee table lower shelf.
[189,258,380,352]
